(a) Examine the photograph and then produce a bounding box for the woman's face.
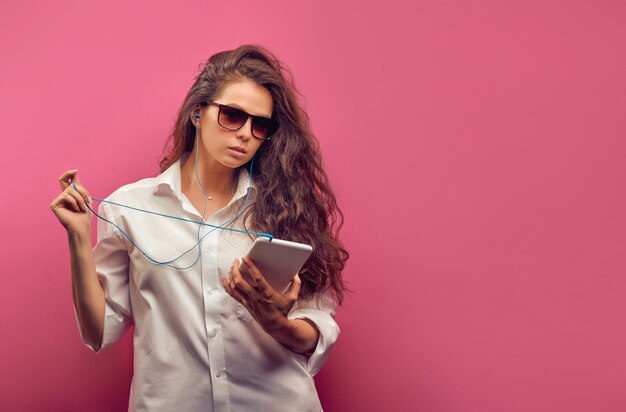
[193,78,273,171]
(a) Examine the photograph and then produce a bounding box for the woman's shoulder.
[96,174,167,225]
[105,159,181,203]
[104,175,163,204]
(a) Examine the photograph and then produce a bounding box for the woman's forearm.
[68,229,105,351]
[269,318,320,355]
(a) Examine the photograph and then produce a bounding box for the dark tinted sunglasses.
[203,101,278,141]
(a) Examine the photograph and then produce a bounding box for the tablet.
[239,237,313,293]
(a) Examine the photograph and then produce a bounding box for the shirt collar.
[152,152,256,207]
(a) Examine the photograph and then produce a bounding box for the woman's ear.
[190,106,201,127]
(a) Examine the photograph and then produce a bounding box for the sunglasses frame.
[202,101,278,141]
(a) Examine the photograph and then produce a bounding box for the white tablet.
[239,237,313,293]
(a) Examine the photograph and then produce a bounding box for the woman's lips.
[227,146,247,158]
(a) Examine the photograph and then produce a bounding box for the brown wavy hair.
[159,44,349,304]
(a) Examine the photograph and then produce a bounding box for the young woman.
[50,44,348,412]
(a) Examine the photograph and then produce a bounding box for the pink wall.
[1,1,625,411]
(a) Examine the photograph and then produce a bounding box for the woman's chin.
[219,157,249,170]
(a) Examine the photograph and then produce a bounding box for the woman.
[50,44,348,412]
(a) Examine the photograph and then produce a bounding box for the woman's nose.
[235,117,253,141]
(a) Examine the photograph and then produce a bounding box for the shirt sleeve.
[287,291,340,376]
[73,201,133,353]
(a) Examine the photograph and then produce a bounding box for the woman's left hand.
[222,256,301,334]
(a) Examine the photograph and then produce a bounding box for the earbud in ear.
[193,112,200,126]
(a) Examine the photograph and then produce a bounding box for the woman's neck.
[180,149,236,197]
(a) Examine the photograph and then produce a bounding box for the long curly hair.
[159,44,349,304]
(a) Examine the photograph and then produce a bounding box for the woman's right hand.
[50,170,94,234]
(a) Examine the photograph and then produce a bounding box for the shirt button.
[216,371,223,378]
[207,288,214,294]
[206,247,212,253]
[210,330,217,338]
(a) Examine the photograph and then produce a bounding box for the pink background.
[1,1,625,411]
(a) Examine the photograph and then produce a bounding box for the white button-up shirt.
[73,154,340,412]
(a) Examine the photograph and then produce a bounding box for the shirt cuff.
[288,308,340,376]
[72,301,131,353]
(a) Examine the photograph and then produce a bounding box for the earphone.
[74,110,273,270]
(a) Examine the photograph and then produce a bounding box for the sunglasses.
[202,101,278,141]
